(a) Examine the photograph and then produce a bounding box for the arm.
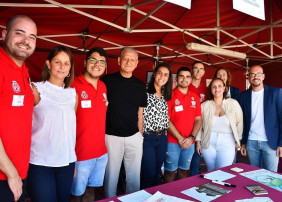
[167,120,185,145]
[181,116,202,149]
[0,138,22,201]
[138,107,144,135]
[31,83,40,106]
[75,93,79,112]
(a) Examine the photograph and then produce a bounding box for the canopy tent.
[0,0,281,89]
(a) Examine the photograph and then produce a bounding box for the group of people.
[0,14,282,202]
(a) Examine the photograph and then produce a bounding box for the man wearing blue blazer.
[240,65,282,172]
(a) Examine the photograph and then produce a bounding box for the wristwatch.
[189,135,196,141]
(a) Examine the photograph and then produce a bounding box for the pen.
[199,175,236,187]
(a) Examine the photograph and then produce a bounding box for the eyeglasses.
[248,72,264,78]
[193,67,205,72]
[88,57,106,67]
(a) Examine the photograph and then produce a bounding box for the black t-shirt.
[101,71,147,137]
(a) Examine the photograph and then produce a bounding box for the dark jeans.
[190,142,201,176]
[0,178,27,202]
[141,132,167,189]
[27,163,75,202]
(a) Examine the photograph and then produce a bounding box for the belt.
[144,129,166,136]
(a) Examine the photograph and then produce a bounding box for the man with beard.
[240,65,282,171]
[70,47,108,202]
[0,15,37,202]
[164,67,202,182]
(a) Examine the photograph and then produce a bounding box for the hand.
[178,136,185,146]
[277,146,282,157]
[7,175,22,201]
[235,143,241,151]
[196,141,202,154]
[241,144,247,156]
[181,138,193,149]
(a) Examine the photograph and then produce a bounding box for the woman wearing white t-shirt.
[196,78,243,171]
[27,46,78,202]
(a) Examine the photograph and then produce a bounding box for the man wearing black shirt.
[101,47,147,198]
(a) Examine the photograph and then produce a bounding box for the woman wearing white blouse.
[27,46,78,202]
[196,78,243,171]
[141,63,172,189]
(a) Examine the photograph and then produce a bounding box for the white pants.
[202,132,235,171]
[104,132,143,198]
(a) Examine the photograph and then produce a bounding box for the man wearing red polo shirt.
[70,47,108,202]
[189,61,207,176]
[164,67,202,182]
[0,15,37,202]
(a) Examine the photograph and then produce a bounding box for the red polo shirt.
[188,82,208,103]
[0,47,34,180]
[167,88,201,144]
[72,75,108,161]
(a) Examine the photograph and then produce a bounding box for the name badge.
[81,100,91,108]
[12,95,24,106]
[175,105,183,112]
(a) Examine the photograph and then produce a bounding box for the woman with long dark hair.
[141,63,172,189]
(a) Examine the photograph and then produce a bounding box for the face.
[248,66,265,88]
[2,17,37,65]
[118,50,138,75]
[216,69,228,84]
[85,52,106,79]
[177,70,192,88]
[154,66,170,88]
[211,79,225,99]
[47,51,71,81]
[192,63,205,80]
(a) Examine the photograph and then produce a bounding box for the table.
[98,163,281,201]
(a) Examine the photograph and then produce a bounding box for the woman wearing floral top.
[141,63,172,189]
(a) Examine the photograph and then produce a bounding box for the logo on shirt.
[191,101,196,108]
[175,99,180,105]
[200,93,205,102]
[81,91,88,99]
[12,81,20,93]
[103,93,109,106]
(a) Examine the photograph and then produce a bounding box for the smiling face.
[84,52,106,79]
[46,51,71,82]
[192,62,205,80]
[216,69,228,85]
[118,50,138,77]
[2,17,37,66]
[211,79,225,99]
[248,65,265,89]
[177,70,192,89]
[154,66,170,88]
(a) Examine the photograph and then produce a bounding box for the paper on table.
[117,190,152,202]
[235,197,273,202]
[145,191,193,202]
[204,170,236,181]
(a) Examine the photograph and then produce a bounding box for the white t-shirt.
[211,115,233,134]
[30,81,77,167]
[248,88,267,141]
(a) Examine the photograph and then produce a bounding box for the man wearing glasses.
[70,47,108,202]
[189,61,207,176]
[240,65,282,172]
[101,47,147,198]
[164,67,202,182]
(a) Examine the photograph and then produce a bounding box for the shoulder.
[201,100,212,108]
[225,98,240,107]
[230,86,240,92]
[240,88,251,97]
[100,72,117,83]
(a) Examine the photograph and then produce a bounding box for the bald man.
[240,65,282,172]
[0,15,37,201]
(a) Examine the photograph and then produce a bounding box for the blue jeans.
[190,142,201,176]
[0,179,26,202]
[27,163,75,202]
[141,132,167,189]
[165,143,195,171]
[71,153,108,196]
[246,140,279,172]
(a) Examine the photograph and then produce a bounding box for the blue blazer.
[239,85,282,150]
[230,86,240,101]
